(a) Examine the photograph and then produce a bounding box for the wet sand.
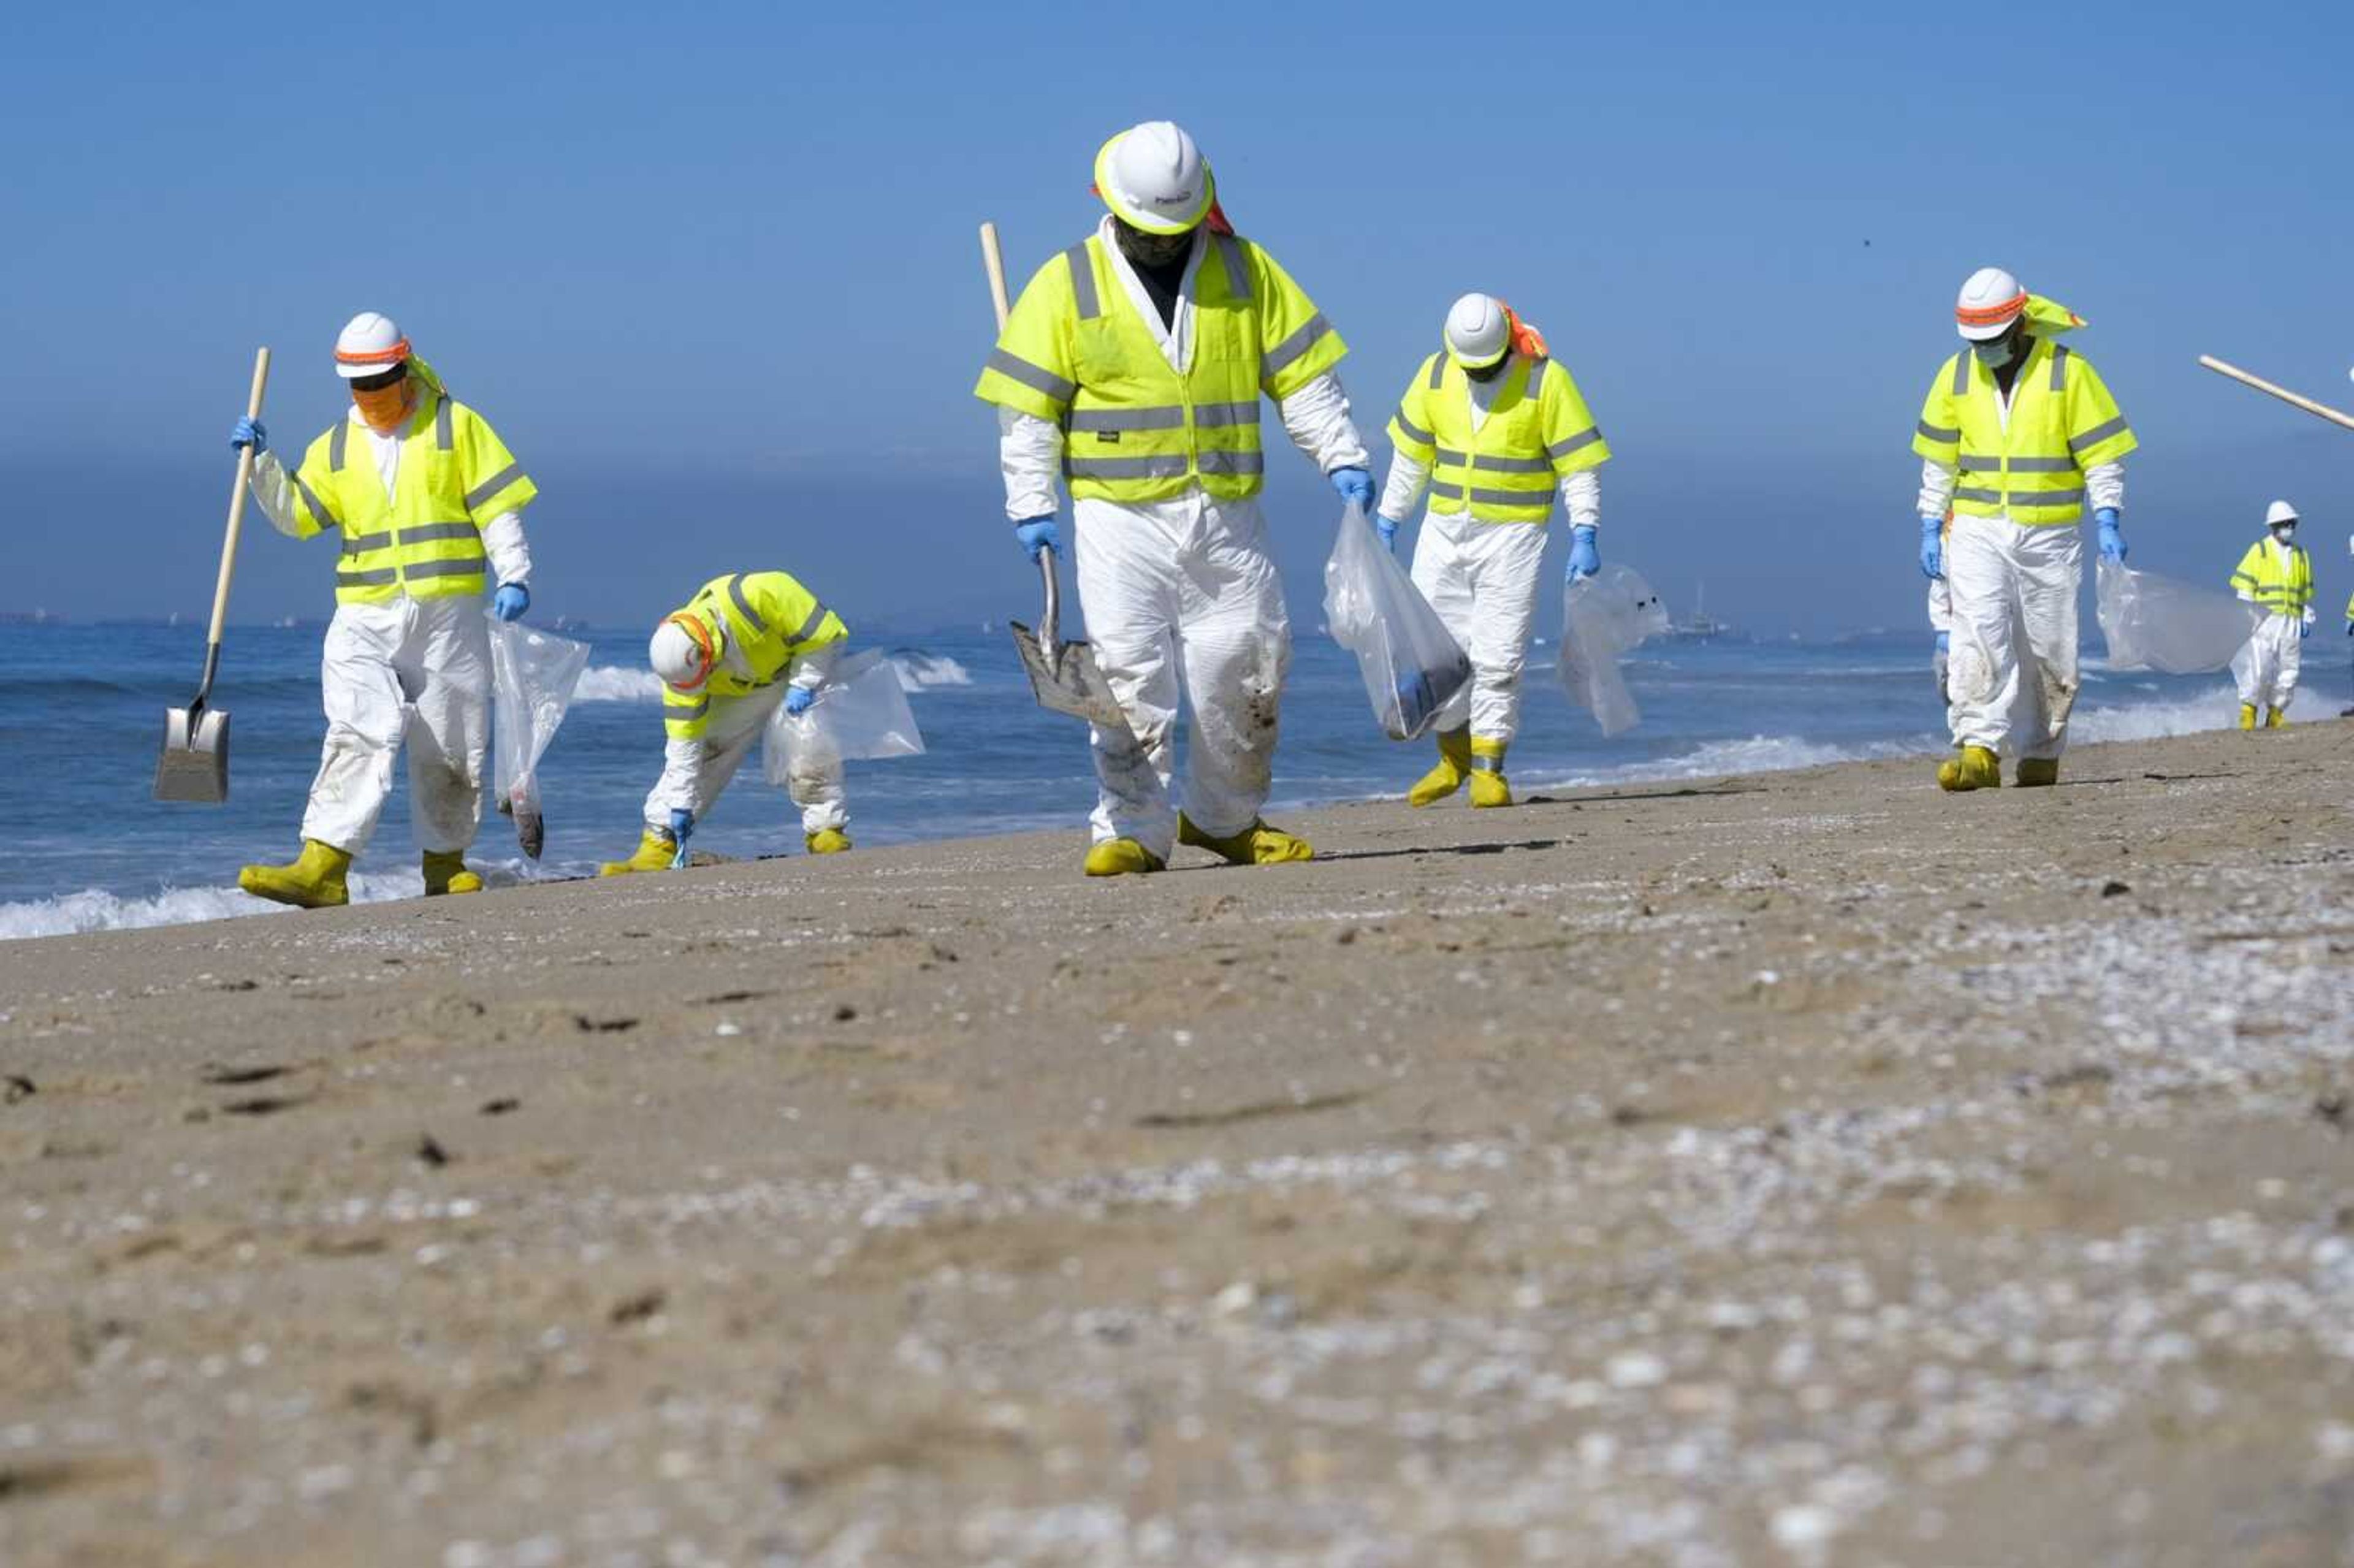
[4,723,2352,1566]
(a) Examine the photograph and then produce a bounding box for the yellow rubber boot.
[1178,813,1314,866]
[238,840,352,910]
[806,828,852,854]
[2014,757,2060,788]
[1935,745,2000,792]
[422,851,482,896]
[1468,739,1512,809]
[2238,703,2258,731]
[1083,837,1165,877]
[2264,706,2286,729]
[1407,728,1473,807]
[598,830,676,877]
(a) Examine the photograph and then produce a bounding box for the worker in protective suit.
[1912,269,2137,791]
[974,120,1371,876]
[2230,500,2316,729]
[229,313,537,908]
[599,571,851,874]
[1376,294,1611,807]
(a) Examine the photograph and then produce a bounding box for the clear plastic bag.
[1556,563,1670,737]
[2096,558,2261,674]
[1321,502,1472,740]
[486,617,592,859]
[762,649,926,787]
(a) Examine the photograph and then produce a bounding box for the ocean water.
[1,617,2337,941]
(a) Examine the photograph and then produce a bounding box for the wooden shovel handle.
[2198,354,2354,433]
[979,221,1012,332]
[206,348,272,649]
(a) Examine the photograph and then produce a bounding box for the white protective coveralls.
[1919,458,2124,761]
[251,412,531,854]
[1378,371,1601,745]
[2233,535,2310,710]
[999,218,1368,861]
[1927,575,1952,703]
[641,642,847,836]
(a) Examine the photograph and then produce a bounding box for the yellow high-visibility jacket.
[285,385,536,606]
[1912,337,2136,525]
[2228,538,2313,618]
[661,571,847,742]
[1387,350,1609,524]
[973,230,1346,506]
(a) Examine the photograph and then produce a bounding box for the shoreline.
[4,723,2351,1564]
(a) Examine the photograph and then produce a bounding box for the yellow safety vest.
[1911,337,2136,525]
[1387,351,1609,524]
[661,571,847,742]
[2229,538,2312,617]
[973,230,1347,505]
[286,386,538,606]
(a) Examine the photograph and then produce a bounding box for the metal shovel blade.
[1010,620,1130,731]
[154,704,231,803]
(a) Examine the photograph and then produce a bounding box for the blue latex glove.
[1935,630,1951,653]
[492,584,529,622]
[667,808,695,845]
[1919,516,1944,579]
[1330,466,1375,512]
[1013,516,1061,563]
[1374,514,1400,553]
[2299,618,2312,641]
[2095,508,2126,563]
[785,685,816,716]
[1566,525,1601,583]
[230,416,267,454]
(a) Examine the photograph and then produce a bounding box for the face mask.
[1463,356,1510,384]
[1114,220,1194,270]
[1971,335,2020,368]
[351,376,414,433]
[2272,525,2297,544]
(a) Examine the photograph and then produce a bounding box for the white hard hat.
[1094,121,1214,235]
[1444,293,1512,369]
[1955,267,2027,341]
[334,311,411,379]
[2265,500,2300,527]
[649,613,721,690]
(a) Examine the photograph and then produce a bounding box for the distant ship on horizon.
[1666,582,1741,642]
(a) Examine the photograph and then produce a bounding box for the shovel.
[156,346,270,803]
[979,220,1132,736]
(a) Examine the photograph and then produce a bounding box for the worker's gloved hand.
[1329,466,1375,513]
[1935,630,1951,654]
[1374,514,1400,553]
[1013,516,1061,564]
[1918,516,1943,579]
[2095,508,2127,563]
[230,416,267,454]
[666,808,695,845]
[1566,525,1601,582]
[492,584,529,622]
[2299,618,2312,641]
[784,685,816,716]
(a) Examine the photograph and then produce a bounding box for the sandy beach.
[4,724,2352,1567]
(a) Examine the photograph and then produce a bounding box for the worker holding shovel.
[974,120,1372,877]
[228,313,539,909]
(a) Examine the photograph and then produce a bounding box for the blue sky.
[2,1,2349,633]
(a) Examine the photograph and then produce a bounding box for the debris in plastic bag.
[487,617,591,859]
[1556,564,1670,737]
[763,649,926,788]
[1320,503,1472,741]
[2095,558,2261,674]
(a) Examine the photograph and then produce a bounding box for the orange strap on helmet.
[1495,300,1551,360]
[1955,292,2028,328]
[663,611,717,690]
[335,337,413,367]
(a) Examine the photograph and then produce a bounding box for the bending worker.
[1377,293,1611,807]
[975,120,1373,877]
[2230,500,2315,729]
[600,570,850,875]
[1911,269,2137,791]
[229,313,536,908]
